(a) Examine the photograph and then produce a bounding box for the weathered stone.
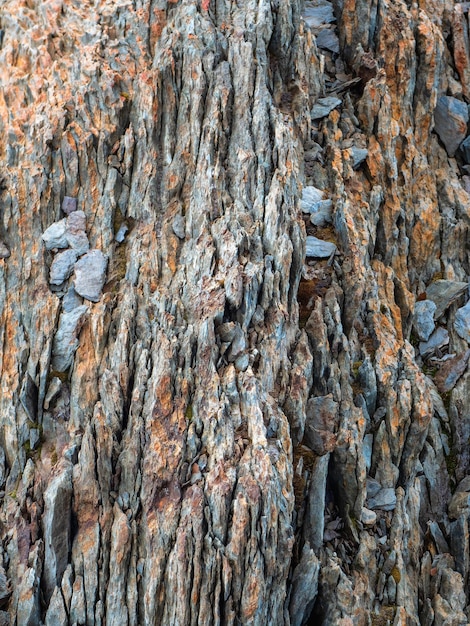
[115,223,128,243]
[316,29,340,53]
[413,299,436,341]
[51,305,89,372]
[301,186,323,213]
[66,210,86,233]
[459,135,470,164]
[419,327,449,358]
[172,215,186,239]
[425,281,468,319]
[289,544,320,626]
[62,286,83,312]
[360,506,377,526]
[310,200,333,226]
[0,243,10,259]
[73,250,108,302]
[311,97,342,120]
[433,96,469,156]
[305,236,336,258]
[454,300,470,343]
[42,464,73,602]
[304,394,339,455]
[434,350,470,393]
[61,196,77,215]
[42,220,68,250]
[49,249,78,286]
[303,0,335,28]
[350,147,368,169]
[367,488,397,511]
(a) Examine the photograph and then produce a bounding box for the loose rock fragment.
[310,200,333,227]
[42,219,68,250]
[301,186,323,212]
[311,97,342,120]
[360,507,377,526]
[172,215,186,239]
[419,327,449,358]
[115,223,128,243]
[65,211,89,255]
[73,250,108,302]
[61,196,77,215]
[0,242,9,258]
[367,487,397,511]
[454,300,470,343]
[434,96,469,156]
[303,0,335,27]
[49,249,78,286]
[434,349,470,393]
[51,305,89,372]
[316,29,339,53]
[413,299,436,341]
[425,280,468,319]
[350,147,368,169]
[306,236,336,258]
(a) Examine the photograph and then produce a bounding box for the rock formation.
[0,0,469,623]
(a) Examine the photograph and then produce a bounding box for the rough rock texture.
[1,0,470,624]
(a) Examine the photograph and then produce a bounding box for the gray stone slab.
[73,249,108,302]
[413,299,436,341]
[306,236,336,258]
[425,280,468,319]
[42,219,68,250]
[454,300,470,343]
[49,249,78,286]
[311,96,342,120]
[434,96,469,157]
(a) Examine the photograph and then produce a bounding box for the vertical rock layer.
[0,0,469,624]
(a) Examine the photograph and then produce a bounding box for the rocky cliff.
[0,0,469,624]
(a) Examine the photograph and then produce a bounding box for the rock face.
[1,0,470,624]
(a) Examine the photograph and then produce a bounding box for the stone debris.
[454,300,470,343]
[42,219,68,250]
[311,96,342,120]
[316,29,339,54]
[301,186,323,212]
[49,249,78,286]
[350,147,368,169]
[62,196,77,215]
[434,349,470,393]
[172,215,186,239]
[51,305,89,372]
[419,327,449,358]
[115,223,128,243]
[310,200,333,227]
[413,299,436,341]
[367,488,397,511]
[360,507,377,526]
[0,242,10,259]
[65,211,89,255]
[62,286,83,312]
[433,96,469,157]
[306,236,336,258]
[303,0,335,28]
[459,135,470,163]
[73,250,108,302]
[425,280,468,319]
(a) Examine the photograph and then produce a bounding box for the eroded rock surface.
[0,0,470,624]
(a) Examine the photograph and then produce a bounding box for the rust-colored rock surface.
[0,0,470,624]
